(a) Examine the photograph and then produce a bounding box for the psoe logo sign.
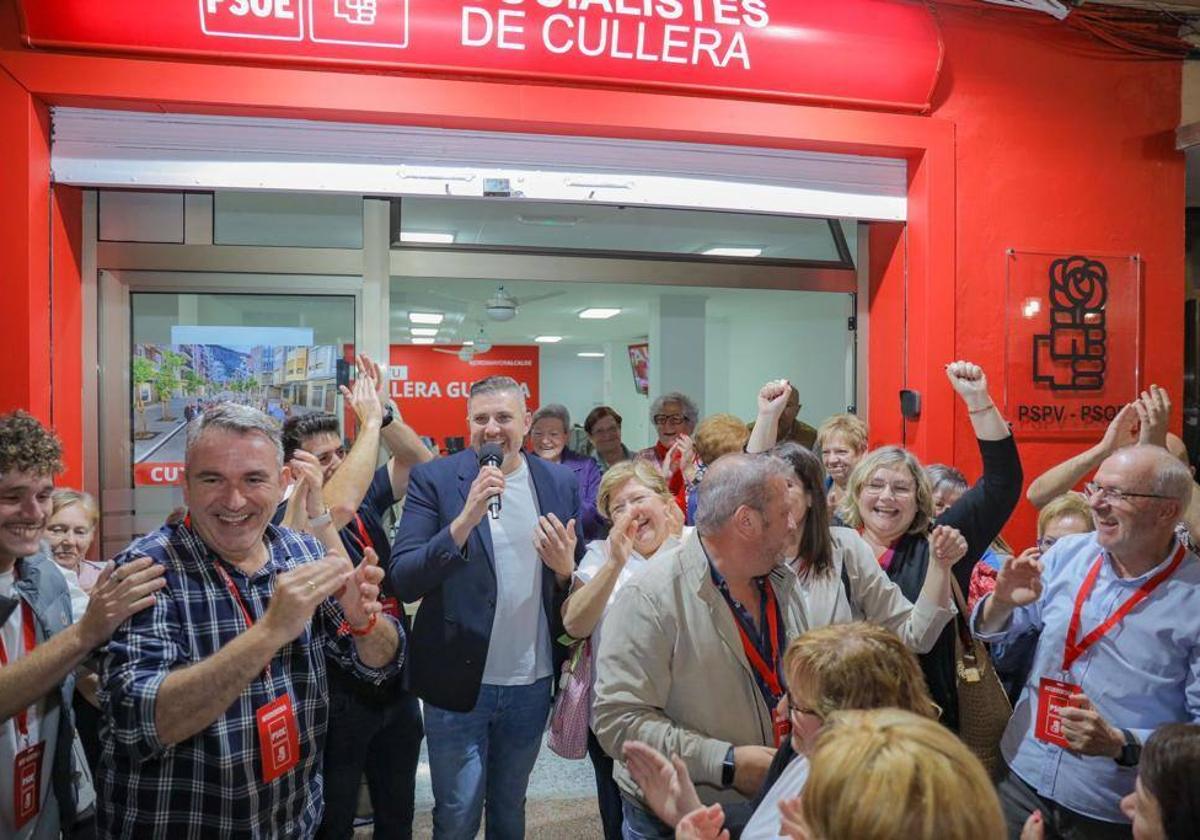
[199,0,409,48]
[309,0,410,48]
[1031,255,1108,393]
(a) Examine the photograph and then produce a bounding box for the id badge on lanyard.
[1,598,44,828]
[214,563,301,783]
[1036,544,1185,747]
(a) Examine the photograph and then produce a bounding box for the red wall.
[927,7,1184,545]
[0,3,1186,551]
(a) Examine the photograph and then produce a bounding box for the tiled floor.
[355,732,605,839]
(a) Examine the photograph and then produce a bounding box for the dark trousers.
[996,763,1132,840]
[73,691,102,774]
[316,674,424,840]
[586,728,624,840]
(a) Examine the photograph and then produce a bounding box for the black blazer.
[390,449,585,711]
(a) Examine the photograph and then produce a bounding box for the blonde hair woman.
[630,623,938,840]
[839,361,1023,733]
[47,488,105,592]
[777,708,1005,840]
[815,412,869,510]
[562,458,687,840]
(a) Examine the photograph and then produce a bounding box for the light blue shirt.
[971,531,1200,824]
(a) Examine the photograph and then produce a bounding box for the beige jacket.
[592,529,809,808]
[797,527,955,654]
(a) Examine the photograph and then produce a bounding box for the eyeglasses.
[863,480,915,499]
[787,694,822,721]
[1083,482,1172,504]
[653,414,688,428]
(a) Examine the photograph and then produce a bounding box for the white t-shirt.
[740,754,810,840]
[574,528,687,724]
[574,528,687,657]
[0,567,61,840]
[482,457,554,685]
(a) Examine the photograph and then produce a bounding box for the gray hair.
[1133,445,1194,507]
[185,402,283,468]
[650,391,699,425]
[695,453,791,536]
[926,463,967,497]
[532,403,571,431]
[469,375,525,404]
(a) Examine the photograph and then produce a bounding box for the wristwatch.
[380,404,395,428]
[1114,729,1141,767]
[309,507,333,529]
[721,746,736,787]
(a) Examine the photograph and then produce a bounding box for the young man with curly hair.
[0,411,166,839]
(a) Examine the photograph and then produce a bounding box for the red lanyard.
[1063,542,1186,672]
[348,514,371,554]
[729,582,784,701]
[213,563,275,686]
[0,598,38,740]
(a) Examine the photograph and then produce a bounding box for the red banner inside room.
[388,345,540,452]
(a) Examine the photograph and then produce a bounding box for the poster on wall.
[132,342,342,486]
[388,345,540,453]
[1003,251,1141,436]
[627,343,650,396]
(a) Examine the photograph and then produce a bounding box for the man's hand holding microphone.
[450,443,506,549]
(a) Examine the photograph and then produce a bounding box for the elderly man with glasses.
[974,443,1200,840]
[636,392,700,519]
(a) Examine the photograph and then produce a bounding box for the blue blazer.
[390,449,586,711]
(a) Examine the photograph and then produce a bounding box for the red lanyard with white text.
[212,561,301,783]
[213,562,276,686]
[1062,542,1186,672]
[0,598,38,745]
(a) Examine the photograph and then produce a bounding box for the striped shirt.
[97,522,403,839]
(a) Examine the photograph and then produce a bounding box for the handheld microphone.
[478,443,504,520]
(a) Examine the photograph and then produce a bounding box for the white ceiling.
[397,198,850,262]
[388,276,853,349]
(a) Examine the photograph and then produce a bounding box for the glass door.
[98,273,358,558]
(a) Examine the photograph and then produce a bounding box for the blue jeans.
[423,677,552,840]
[620,793,675,840]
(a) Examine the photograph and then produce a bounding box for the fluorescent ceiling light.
[577,352,605,358]
[400,231,456,244]
[411,337,435,345]
[703,246,763,258]
[461,340,474,346]
[517,214,581,227]
[408,312,444,325]
[534,335,563,344]
[410,327,439,337]
[578,308,621,320]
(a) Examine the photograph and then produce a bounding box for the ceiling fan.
[431,323,494,362]
[423,283,564,322]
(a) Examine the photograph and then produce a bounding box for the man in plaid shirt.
[97,403,404,839]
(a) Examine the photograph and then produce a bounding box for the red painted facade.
[0,1,1184,546]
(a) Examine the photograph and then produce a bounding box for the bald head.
[1103,445,1193,508]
